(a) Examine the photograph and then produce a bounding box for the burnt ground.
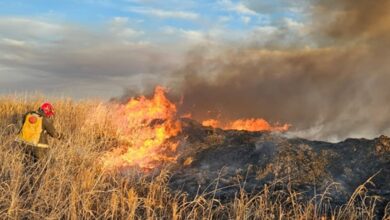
[168,119,390,213]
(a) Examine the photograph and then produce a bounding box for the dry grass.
[0,95,389,219]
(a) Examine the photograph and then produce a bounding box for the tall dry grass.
[0,95,389,219]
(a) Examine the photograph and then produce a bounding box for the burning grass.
[0,95,389,219]
[101,86,181,171]
[202,118,290,132]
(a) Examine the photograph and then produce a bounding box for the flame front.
[102,86,181,171]
[202,118,290,132]
[100,86,289,172]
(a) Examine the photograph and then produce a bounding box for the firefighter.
[16,102,60,162]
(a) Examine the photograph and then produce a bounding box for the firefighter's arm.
[43,118,61,139]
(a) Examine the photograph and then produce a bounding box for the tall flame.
[102,86,181,171]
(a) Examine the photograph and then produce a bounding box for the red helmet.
[40,102,55,117]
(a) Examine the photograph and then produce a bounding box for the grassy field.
[0,96,388,219]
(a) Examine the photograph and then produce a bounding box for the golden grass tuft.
[0,95,389,219]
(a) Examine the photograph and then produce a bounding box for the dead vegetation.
[0,96,389,219]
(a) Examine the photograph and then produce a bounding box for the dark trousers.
[19,143,49,164]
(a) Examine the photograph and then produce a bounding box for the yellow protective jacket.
[17,110,58,148]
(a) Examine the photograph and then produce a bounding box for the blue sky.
[0,0,303,29]
[0,0,309,98]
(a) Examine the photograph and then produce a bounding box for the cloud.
[161,26,208,44]
[128,7,199,20]
[0,17,64,45]
[218,16,231,24]
[218,0,257,15]
[160,25,254,48]
[243,0,310,14]
[242,18,310,50]
[109,17,144,40]
[1,38,27,47]
[0,16,184,98]
[241,16,251,24]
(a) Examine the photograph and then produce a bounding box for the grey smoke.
[165,0,390,141]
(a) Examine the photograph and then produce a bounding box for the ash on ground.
[168,119,390,210]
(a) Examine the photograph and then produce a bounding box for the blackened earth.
[168,119,390,214]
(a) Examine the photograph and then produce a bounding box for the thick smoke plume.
[168,0,390,141]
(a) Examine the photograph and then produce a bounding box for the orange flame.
[102,86,181,171]
[101,86,289,171]
[202,118,290,132]
[202,119,220,128]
